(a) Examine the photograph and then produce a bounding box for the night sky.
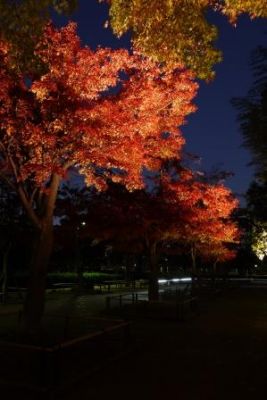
[55,1,267,204]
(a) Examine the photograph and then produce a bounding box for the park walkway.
[57,287,267,400]
[1,286,267,399]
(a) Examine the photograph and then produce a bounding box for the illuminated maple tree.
[152,173,240,293]
[83,183,173,300]
[105,0,267,79]
[170,182,240,276]
[198,242,236,273]
[77,166,239,300]
[0,23,197,330]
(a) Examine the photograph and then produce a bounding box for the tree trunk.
[21,173,60,335]
[22,221,54,334]
[148,242,159,301]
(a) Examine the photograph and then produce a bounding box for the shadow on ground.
[2,287,267,400]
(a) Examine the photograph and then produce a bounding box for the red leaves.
[82,166,240,264]
[0,22,240,266]
[0,22,198,190]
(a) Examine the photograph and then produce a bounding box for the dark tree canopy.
[233,45,267,181]
[0,0,77,71]
[246,180,267,221]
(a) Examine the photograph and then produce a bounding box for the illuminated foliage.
[105,0,267,80]
[2,1,266,76]
[79,168,240,298]
[0,22,197,199]
[197,242,236,265]
[0,23,197,327]
[251,221,267,261]
[162,172,240,266]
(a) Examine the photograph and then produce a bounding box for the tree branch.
[44,173,61,222]
[0,171,16,191]
[17,184,41,230]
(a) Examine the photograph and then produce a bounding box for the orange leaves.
[34,23,132,101]
[159,173,240,262]
[84,164,240,263]
[0,21,238,267]
[0,22,198,191]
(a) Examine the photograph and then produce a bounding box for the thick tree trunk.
[22,221,54,334]
[148,242,159,301]
[21,173,60,335]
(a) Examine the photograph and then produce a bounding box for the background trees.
[233,45,267,272]
[69,165,240,300]
[233,46,267,182]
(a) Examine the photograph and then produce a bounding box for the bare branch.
[30,187,39,206]
[0,171,16,191]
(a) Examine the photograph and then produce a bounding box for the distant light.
[158,279,168,284]
[81,221,86,226]
[158,277,192,284]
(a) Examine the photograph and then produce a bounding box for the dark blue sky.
[56,1,267,203]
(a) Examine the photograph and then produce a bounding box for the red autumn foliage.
[74,168,240,298]
[0,23,198,328]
